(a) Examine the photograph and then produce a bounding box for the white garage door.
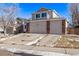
[30,21,47,33]
[50,21,62,34]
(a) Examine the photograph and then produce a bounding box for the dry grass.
[54,36,79,49]
[0,49,16,56]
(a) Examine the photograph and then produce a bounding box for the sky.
[18,3,71,22]
[0,3,71,22]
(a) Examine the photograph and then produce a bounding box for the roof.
[33,8,60,16]
[36,7,52,12]
[37,8,50,12]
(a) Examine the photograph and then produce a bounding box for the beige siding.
[50,21,62,34]
[52,12,59,18]
[30,21,47,33]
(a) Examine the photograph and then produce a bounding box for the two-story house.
[25,8,68,34]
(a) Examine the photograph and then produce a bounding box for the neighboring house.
[25,8,69,34]
[0,18,27,34]
[14,18,29,34]
[15,20,25,34]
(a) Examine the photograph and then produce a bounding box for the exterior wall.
[65,21,68,34]
[30,21,47,33]
[50,20,62,34]
[32,8,60,20]
[47,11,53,19]
[52,11,59,18]
[29,20,66,34]
[32,13,36,20]
[32,11,50,20]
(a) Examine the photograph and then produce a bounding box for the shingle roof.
[37,7,51,12]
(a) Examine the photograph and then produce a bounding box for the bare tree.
[0,4,19,35]
[69,3,79,27]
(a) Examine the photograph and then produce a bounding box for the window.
[36,14,40,19]
[41,13,47,18]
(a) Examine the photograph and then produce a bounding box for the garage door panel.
[50,21,62,34]
[30,21,47,33]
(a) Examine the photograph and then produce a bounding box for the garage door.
[50,21,62,34]
[30,21,47,33]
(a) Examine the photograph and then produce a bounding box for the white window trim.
[35,13,41,19]
[35,11,48,19]
[41,12,47,18]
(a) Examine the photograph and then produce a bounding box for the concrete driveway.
[0,33,79,56]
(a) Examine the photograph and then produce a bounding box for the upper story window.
[35,12,47,19]
[41,13,47,18]
[36,14,40,19]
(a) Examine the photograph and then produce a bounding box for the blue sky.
[0,3,71,22]
[18,3,71,22]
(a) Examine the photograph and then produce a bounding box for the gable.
[37,8,49,12]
